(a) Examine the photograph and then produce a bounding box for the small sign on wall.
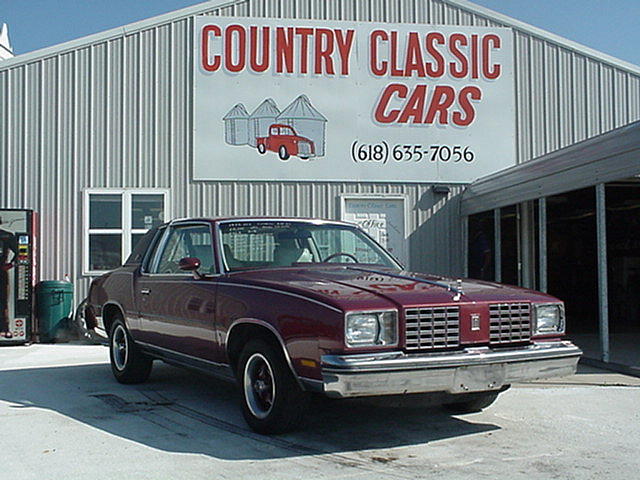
[339,194,409,268]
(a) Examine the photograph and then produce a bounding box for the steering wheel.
[322,252,359,263]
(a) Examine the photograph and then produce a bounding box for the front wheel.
[238,339,308,434]
[443,391,501,414]
[278,145,290,161]
[109,317,153,384]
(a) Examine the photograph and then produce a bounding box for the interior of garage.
[463,122,640,374]
[605,180,640,368]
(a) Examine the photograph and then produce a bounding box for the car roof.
[165,217,357,227]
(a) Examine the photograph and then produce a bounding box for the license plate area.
[451,364,505,393]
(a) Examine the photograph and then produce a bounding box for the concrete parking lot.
[1,344,639,480]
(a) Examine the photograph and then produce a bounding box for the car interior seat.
[273,237,304,266]
[190,244,215,272]
[223,243,241,269]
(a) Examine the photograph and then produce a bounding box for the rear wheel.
[278,145,290,161]
[443,391,501,414]
[238,339,308,434]
[257,143,266,154]
[109,316,152,384]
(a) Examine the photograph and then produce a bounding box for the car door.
[135,222,220,362]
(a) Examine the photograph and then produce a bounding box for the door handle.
[140,288,151,295]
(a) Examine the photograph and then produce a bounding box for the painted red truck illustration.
[256,124,316,161]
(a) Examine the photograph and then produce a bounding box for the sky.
[1,0,640,66]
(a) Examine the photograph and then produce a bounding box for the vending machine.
[0,209,37,345]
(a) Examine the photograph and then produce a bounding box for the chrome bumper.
[321,341,582,398]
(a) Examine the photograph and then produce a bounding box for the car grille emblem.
[470,313,481,331]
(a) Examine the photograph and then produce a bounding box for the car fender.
[101,300,128,334]
[226,317,304,389]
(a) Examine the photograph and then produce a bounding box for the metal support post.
[494,208,501,282]
[538,198,547,293]
[596,183,610,362]
[462,216,468,277]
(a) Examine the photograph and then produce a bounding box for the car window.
[151,224,214,274]
[219,221,400,271]
[124,227,158,266]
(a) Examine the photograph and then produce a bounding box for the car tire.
[257,143,266,154]
[278,145,290,161]
[238,339,308,434]
[443,391,501,414]
[109,316,153,384]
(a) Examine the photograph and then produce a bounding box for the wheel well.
[102,304,123,336]
[226,323,287,375]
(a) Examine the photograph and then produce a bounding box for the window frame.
[146,222,216,276]
[83,188,171,275]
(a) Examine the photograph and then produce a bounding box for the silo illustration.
[277,94,327,156]
[223,103,249,145]
[248,98,280,147]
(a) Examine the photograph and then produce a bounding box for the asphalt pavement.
[1,343,639,480]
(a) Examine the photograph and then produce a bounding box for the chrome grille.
[298,142,312,155]
[405,306,460,350]
[489,303,532,344]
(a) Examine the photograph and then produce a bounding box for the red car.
[85,218,581,434]
[256,124,315,160]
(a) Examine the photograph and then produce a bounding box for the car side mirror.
[179,257,204,279]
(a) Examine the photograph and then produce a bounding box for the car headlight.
[345,311,398,347]
[533,303,565,334]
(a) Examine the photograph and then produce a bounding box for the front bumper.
[321,341,582,398]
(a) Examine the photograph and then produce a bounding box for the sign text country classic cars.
[194,18,515,182]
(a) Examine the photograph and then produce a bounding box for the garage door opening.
[606,180,640,368]
[546,187,600,358]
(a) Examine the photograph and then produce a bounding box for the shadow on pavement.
[0,361,500,461]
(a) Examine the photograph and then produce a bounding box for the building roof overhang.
[461,121,640,216]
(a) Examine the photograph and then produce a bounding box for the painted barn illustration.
[224,95,327,161]
[222,103,249,145]
[277,95,327,156]
[247,98,280,147]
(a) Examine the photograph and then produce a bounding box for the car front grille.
[405,306,460,350]
[489,303,532,344]
[296,142,311,155]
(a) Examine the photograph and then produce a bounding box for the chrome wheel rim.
[243,353,275,419]
[112,325,129,371]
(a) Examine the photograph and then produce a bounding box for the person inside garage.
[0,216,17,338]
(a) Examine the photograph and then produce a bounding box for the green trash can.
[36,281,74,342]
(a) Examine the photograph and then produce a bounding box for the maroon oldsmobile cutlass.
[86,218,581,434]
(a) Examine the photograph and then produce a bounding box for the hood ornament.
[452,279,463,301]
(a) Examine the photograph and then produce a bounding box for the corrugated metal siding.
[1,0,640,302]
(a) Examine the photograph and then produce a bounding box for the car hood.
[225,266,559,310]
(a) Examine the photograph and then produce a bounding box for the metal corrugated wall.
[1,0,639,301]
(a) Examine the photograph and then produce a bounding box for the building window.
[84,189,170,274]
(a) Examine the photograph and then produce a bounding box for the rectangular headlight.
[345,311,398,347]
[533,303,565,334]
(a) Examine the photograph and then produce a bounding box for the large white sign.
[194,17,515,182]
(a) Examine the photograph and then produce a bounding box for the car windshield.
[219,221,402,271]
